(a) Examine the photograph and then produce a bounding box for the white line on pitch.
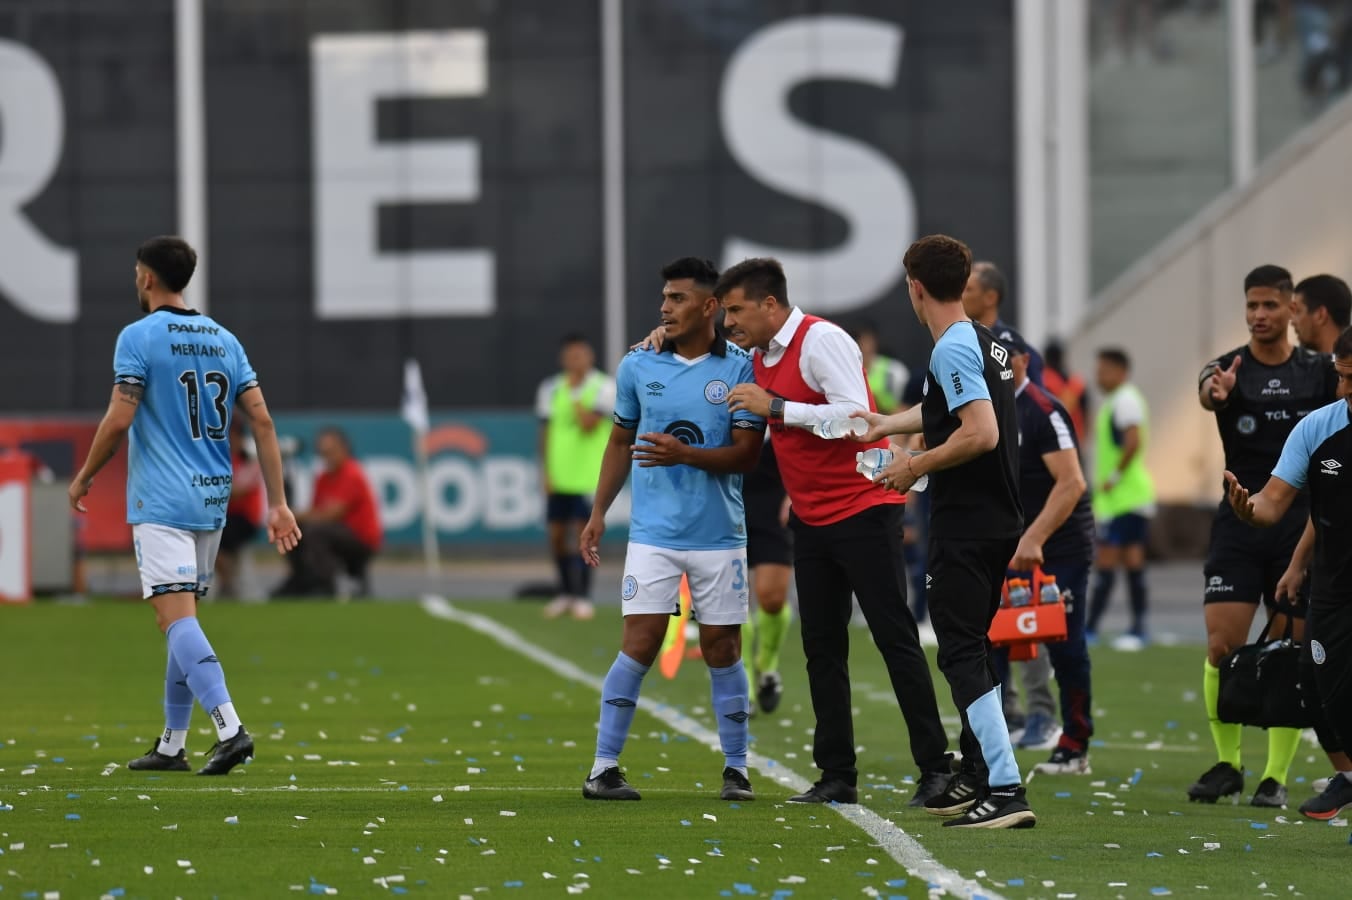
[421,595,1003,900]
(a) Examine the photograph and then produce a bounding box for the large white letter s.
[720,16,914,313]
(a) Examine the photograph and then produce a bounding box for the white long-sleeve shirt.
[759,306,871,429]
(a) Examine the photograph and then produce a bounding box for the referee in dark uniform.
[1226,326,1352,821]
[1192,265,1339,807]
[856,234,1034,829]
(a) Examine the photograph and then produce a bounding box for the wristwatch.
[769,397,786,421]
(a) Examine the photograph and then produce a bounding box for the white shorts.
[132,523,222,600]
[620,543,749,626]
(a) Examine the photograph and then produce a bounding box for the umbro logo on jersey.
[989,342,1009,367]
[1320,459,1343,475]
[646,381,665,395]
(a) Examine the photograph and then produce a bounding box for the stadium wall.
[1069,90,1352,510]
[0,0,1017,413]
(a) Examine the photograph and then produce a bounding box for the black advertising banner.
[0,0,1013,411]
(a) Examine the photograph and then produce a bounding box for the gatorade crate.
[989,568,1068,660]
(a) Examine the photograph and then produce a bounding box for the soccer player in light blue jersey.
[579,257,764,801]
[68,236,302,776]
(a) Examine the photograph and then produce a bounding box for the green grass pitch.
[0,599,1344,899]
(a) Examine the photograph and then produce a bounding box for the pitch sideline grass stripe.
[421,595,1004,900]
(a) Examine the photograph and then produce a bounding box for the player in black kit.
[1226,327,1352,820]
[857,235,1033,829]
[1190,265,1339,807]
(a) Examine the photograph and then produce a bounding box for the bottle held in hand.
[813,417,870,439]
[855,448,928,492]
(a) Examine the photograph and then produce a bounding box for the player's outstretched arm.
[580,423,637,566]
[236,387,302,553]
[849,404,923,442]
[1225,470,1297,528]
[69,383,142,511]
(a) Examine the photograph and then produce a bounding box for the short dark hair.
[660,257,719,290]
[316,426,353,453]
[1243,264,1294,294]
[1044,339,1066,371]
[903,235,972,302]
[714,257,788,306]
[1295,274,1352,329]
[850,320,880,341]
[559,333,591,348]
[1097,347,1131,371]
[972,261,1007,304]
[136,236,197,293]
[1335,326,1352,360]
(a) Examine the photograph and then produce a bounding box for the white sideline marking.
[421,595,1004,900]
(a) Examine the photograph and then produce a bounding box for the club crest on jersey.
[1312,639,1327,665]
[989,342,1009,367]
[704,380,729,404]
[1236,414,1257,435]
[621,575,638,600]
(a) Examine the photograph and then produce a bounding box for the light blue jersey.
[113,308,259,531]
[613,341,762,550]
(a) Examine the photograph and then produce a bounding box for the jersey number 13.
[178,370,231,441]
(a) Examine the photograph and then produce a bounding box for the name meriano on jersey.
[113,307,259,531]
[613,341,763,551]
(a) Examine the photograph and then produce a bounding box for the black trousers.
[281,520,373,596]
[789,504,949,784]
[926,536,1020,777]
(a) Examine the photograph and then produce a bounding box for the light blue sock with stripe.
[966,686,1022,788]
[593,652,648,776]
[709,660,750,770]
[156,649,195,756]
[166,617,238,739]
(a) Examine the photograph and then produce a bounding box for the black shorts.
[546,493,592,523]
[745,486,793,568]
[220,514,260,553]
[926,536,1020,638]
[1096,512,1149,547]
[1203,504,1308,611]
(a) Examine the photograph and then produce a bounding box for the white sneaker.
[917,620,938,647]
[543,595,573,619]
[1034,747,1091,775]
[570,599,595,621]
[1111,633,1147,653]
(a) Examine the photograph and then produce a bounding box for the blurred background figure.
[853,323,910,416]
[273,427,382,598]
[1086,348,1156,650]
[214,419,265,599]
[1041,340,1090,443]
[536,334,615,621]
[961,261,1045,385]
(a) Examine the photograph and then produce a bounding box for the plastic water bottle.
[1039,576,1062,605]
[855,448,929,492]
[1008,579,1032,607]
[813,417,870,439]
